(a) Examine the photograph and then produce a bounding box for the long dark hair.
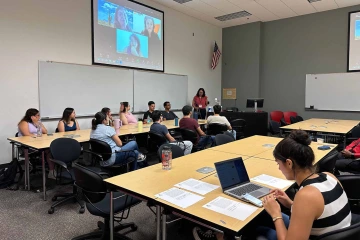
[129,34,141,54]
[91,112,106,130]
[273,130,315,171]
[60,108,74,123]
[196,88,206,97]
[122,102,129,113]
[143,16,155,35]
[114,6,129,30]
[19,108,39,124]
[101,107,110,115]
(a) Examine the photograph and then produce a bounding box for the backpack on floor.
[0,158,23,189]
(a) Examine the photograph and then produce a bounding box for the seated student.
[207,105,236,139]
[143,101,155,123]
[334,138,360,173]
[162,101,178,121]
[193,130,351,240]
[90,112,146,170]
[18,108,55,178]
[57,108,80,132]
[120,102,138,125]
[150,111,192,155]
[119,102,124,117]
[101,107,113,127]
[179,105,214,149]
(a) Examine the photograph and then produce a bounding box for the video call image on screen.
[93,0,164,71]
[348,12,360,71]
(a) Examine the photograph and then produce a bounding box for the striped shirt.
[296,173,351,237]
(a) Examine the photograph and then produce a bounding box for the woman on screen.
[114,6,131,31]
[141,16,160,41]
[123,34,143,57]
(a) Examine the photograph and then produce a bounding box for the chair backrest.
[284,111,298,124]
[50,138,81,164]
[230,119,246,132]
[180,128,198,144]
[336,175,360,201]
[73,163,107,204]
[157,143,184,160]
[148,131,168,147]
[270,111,284,123]
[215,134,235,146]
[207,123,228,136]
[269,120,281,135]
[296,116,304,122]
[223,131,235,140]
[317,151,338,174]
[290,116,298,124]
[351,126,360,138]
[89,138,112,162]
[280,118,288,126]
[313,221,360,240]
[15,132,19,137]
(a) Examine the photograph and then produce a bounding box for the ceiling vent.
[215,11,252,22]
[308,0,321,3]
[173,0,193,4]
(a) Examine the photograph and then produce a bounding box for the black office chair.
[48,138,84,214]
[87,139,138,176]
[207,123,228,136]
[312,217,360,239]
[290,116,298,124]
[72,164,140,240]
[215,134,235,146]
[337,175,360,214]
[346,126,360,145]
[223,131,235,140]
[157,143,184,160]
[180,128,202,151]
[269,120,281,136]
[148,131,168,147]
[296,116,304,122]
[317,151,338,174]
[230,119,246,140]
[280,118,288,126]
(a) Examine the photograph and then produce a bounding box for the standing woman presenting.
[192,88,208,119]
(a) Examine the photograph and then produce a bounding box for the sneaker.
[192,227,217,240]
[48,170,57,180]
[137,153,146,161]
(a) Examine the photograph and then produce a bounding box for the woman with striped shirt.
[260,130,351,240]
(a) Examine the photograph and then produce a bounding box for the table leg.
[11,143,15,160]
[110,191,114,240]
[42,151,47,201]
[156,205,161,240]
[24,148,29,190]
[162,210,167,240]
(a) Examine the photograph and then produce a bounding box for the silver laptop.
[214,157,271,199]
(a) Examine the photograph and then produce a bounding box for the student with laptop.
[150,111,192,155]
[193,130,351,240]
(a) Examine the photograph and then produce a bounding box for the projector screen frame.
[91,0,165,73]
[347,10,360,73]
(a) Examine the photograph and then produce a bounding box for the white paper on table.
[174,178,219,195]
[203,196,257,221]
[251,174,293,189]
[155,187,204,208]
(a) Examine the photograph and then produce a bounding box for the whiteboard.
[133,71,188,112]
[305,72,360,111]
[39,61,133,118]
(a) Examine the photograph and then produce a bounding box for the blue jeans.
[255,213,290,240]
[115,141,138,171]
[228,130,236,139]
[197,135,215,149]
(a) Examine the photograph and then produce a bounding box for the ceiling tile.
[236,1,280,21]
[184,0,225,17]
[200,0,242,13]
[311,0,338,12]
[280,0,317,15]
[335,0,360,8]
[256,0,297,18]
[228,0,256,6]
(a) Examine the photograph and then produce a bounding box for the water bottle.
[174,118,179,126]
[161,146,172,170]
[147,118,151,124]
[37,120,42,137]
[138,121,143,132]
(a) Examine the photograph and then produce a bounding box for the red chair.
[284,111,298,124]
[270,111,284,123]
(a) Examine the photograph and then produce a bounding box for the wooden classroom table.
[6,120,206,200]
[280,118,359,145]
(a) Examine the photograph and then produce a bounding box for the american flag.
[211,42,221,70]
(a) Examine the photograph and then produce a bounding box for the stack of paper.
[155,188,204,208]
[203,196,257,221]
[251,174,293,189]
[175,178,219,195]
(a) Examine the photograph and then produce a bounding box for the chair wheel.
[131,225,138,231]
[48,208,54,214]
[52,196,57,201]
[79,207,85,214]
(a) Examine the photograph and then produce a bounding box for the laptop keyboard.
[229,184,262,196]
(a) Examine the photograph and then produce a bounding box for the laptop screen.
[214,158,250,190]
